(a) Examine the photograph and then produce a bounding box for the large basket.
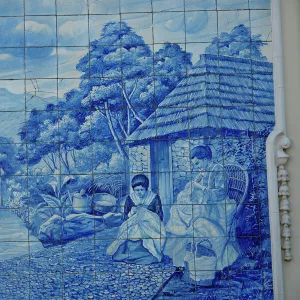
[183,242,217,286]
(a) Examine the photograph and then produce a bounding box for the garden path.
[0,209,43,260]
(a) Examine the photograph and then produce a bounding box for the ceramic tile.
[1,175,28,207]
[0,275,30,299]
[218,10,250,41]
[25,0,56,15]
[0,49,25,79]
[0,243,30,274]
[185,10,218,43]
[0,80,25,111]
[30,272,63,299]
[57,0,88,15]
[229,270,264,299]
[121,13,154,45]
[223,138,256,171]
[89,14,121,45]
[0,209,29,240]
[120,0,152,13]
[25,110,59,143]
[0,0,276,298]
[25,79,58,110]
[153,0,184,12]
[185,42,211,64]
[153,12,186,44]
[63,273,96,299]
[57,16,89,47]
[58,79,81,99]
[62,240,96,273]
[25,47,57,79]
[95,272,130,298]
[185,0,217,10]
[0,17,24,47]
[0,111,26,143]
[249,0,271,10]
[217,0,249,10]
[250,10,272,42]
[25,16,56,47]
[0,0,24,17]
[89,0,120,15]
[29,243,62,273]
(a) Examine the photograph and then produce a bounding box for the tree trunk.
[116,116,128,138]
[104,102,128,158]
[47,154,57,171]
[60,151,71,174]
[71,150,77,166]
[119,83,144,123]
[50,153,57,170]
[43,158,54,173]
[64,152,70,172]
[127,108,131,136]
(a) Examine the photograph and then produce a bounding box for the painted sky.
[0,0,271,96]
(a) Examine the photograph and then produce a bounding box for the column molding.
[266,0,291,299]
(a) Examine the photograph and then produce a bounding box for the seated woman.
[164,145,239,272]
[107,174,166,264]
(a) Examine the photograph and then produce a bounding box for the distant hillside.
[0,88,62,142]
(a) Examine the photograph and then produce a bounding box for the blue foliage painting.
[0,0,274,299]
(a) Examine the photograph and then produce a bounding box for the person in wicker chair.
[107,174,166,264]
[164,145,242,285]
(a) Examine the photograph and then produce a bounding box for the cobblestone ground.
[0,227,175,300]
[0,226,273,299]
[155,263,274,300]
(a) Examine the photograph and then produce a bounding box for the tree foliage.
[17,21,193,171]
[205,24,267,61]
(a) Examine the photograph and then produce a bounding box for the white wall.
[281,0,300,298]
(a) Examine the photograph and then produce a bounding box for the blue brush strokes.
[120,0,152,13]
[249,0,271,9]
[217,0,249,9]
[185,0,217,10]
[25,0,56,15]
[56,0,88,15]
[0,0,24,16]
[0,1,275,299]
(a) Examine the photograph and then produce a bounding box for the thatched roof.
[127,54,274,142]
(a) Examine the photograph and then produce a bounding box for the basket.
[93,193,117,215]
[183,241,217,286]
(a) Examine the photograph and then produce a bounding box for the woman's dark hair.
[131,174,149,190]
[191,145,212,160]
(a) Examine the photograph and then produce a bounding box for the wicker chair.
[183,163,249,286]
[224,163,249,240]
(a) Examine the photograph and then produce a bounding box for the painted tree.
[0,137,19,176]
[76,23,192,156]
[77,21,152,139]
[205,24,267,61]
[18,105,60,172]
[17,22,193,168]
[140,43,193,116]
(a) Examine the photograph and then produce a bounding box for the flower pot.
[72,192,92,214]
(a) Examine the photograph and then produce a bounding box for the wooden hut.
[126,54,274,219]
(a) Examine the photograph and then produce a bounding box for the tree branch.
[117,116,128,138]
[118,83,144,123]
[104,101,128,158]
[127,108,131,136]
[42,158,54,173]
[59,151,70,174]
[129,79,138,100]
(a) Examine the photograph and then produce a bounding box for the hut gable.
[127,54,274,142]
